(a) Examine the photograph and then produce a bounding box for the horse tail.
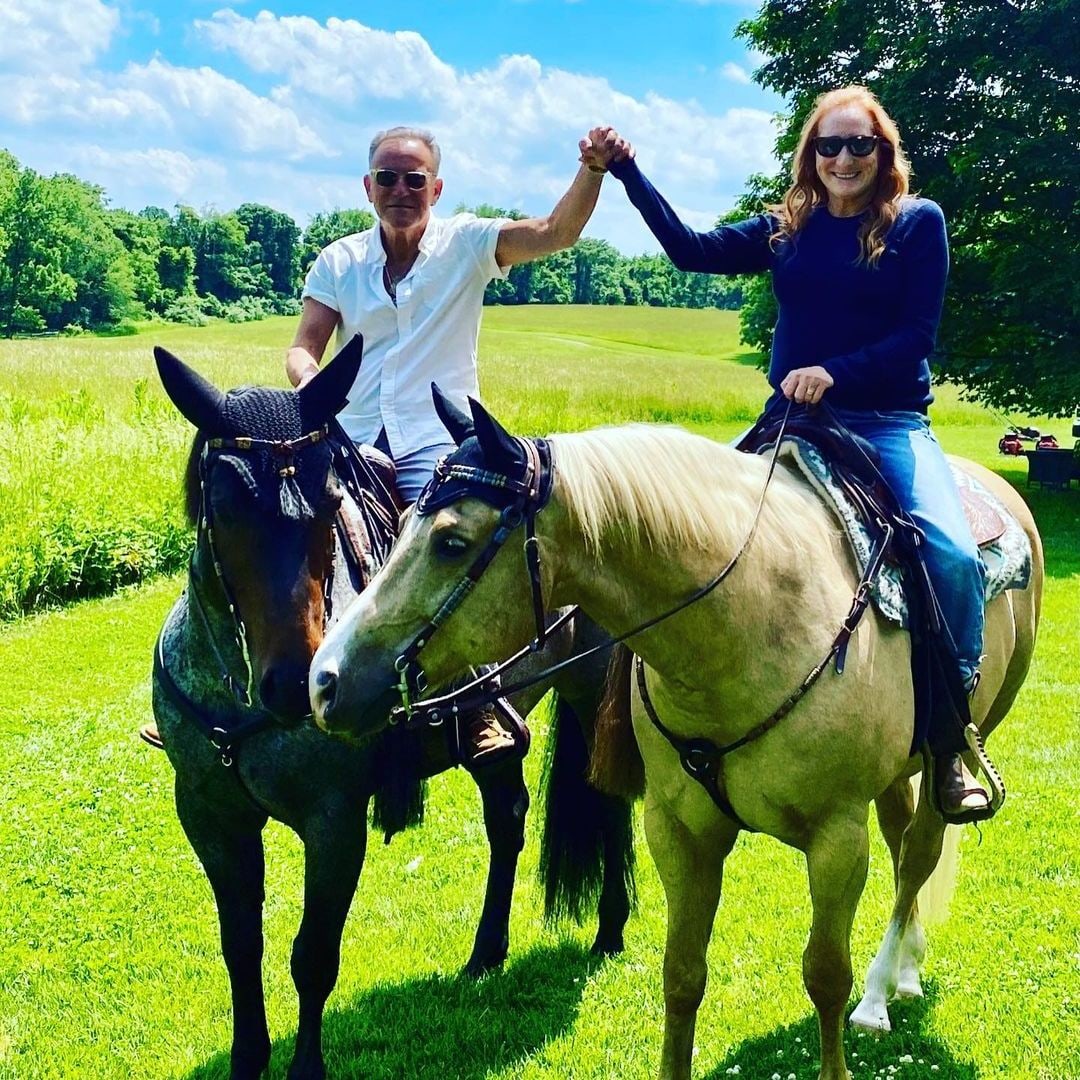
[371,727,427,843]
[912,770,961,924]
[587,644,645,800]
[539,691,636,924]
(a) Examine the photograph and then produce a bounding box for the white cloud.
[71,146,226,204]
[721,61,752,85]
[193,10,778,220]
[0,0,119,73]
[0,58,333,163]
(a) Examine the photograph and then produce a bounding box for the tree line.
[0,151,740,338]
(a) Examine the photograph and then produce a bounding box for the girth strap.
[638,526,891,831]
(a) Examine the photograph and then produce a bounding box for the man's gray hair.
[368,127,441,174]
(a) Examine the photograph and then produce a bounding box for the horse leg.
[592,792,634,955]
[175,781,271,1080]
[464,758,529,977]
[803,814,870,1080]
[871,775,926,998]
[287,805,369,1080]
[852,786,944,1034]
[644,796,736,1080]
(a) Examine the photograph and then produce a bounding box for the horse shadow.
[701,983,980,1080]
[182,941,597,1080]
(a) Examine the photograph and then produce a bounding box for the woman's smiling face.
[815,104,880,216]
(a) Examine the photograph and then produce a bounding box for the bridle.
[392,435,553,722]
[154,426,336,766]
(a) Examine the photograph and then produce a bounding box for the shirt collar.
[367,213,441,266]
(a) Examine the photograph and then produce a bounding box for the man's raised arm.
[493,130,610,268]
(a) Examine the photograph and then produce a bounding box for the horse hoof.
[849,998,891,1035]
[462,953,506,979]
[590,934,624,956]
[893,977,924,1000]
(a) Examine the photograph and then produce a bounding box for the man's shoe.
[933,753,993,825]
[461,704,529,770]
[139,722,165,750]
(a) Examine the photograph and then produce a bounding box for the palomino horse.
[309,394,1042,1080]
[151,347,634,1080]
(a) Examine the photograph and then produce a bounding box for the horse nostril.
[313,666,338,717]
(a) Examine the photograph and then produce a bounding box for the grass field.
[0,308,1077,1079]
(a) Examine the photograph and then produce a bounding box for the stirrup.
[459,698,530,772]
[963,722,1006,814]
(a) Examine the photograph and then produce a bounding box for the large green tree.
[0,159,134,334]
[236,203,300,296]
[737,0,1079,415]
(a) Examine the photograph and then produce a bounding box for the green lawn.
[0,309,1077,1079]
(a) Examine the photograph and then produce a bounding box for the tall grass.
[0,308,1063,620]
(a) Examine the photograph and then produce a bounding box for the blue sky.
[1,0,786,253]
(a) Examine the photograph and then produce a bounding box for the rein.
[155,426,333,766]
[390,402,796,729]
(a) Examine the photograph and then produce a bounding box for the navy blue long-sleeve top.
[609,156,949,413]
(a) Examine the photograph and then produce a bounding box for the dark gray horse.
[150,338,635,1080]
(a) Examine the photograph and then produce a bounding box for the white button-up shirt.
[302,212,509,457]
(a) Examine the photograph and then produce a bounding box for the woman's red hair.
[771,85,911,266]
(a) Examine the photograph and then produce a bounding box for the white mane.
[549,424,831,560]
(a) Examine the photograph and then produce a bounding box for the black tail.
[371,726,427,844]
[539,692,636,924]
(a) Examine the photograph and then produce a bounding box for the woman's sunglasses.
[812,135,881,158]
[371,169,432,190]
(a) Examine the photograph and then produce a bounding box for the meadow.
[0,308,1076,1079]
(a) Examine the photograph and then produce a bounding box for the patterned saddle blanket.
[776,437,1032,628]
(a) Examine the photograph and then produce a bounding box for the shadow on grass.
[701,983,980,1080]
[183,941,597,1080]
[1003,481,1079,581]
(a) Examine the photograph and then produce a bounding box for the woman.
[582,87,990,822]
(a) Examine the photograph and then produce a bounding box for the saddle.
[736,402,1029,758]
[328,421,404,590]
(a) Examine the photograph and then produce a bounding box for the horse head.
[311,389,550,739]
[157,336,363,721]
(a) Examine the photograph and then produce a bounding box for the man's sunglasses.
[371,168,432,190]
[812,135,881,158]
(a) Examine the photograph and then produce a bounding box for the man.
[288,125,604,488]
[289,125,608,766]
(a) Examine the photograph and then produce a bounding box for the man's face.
[364,137,443,233]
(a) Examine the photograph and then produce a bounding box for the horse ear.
[154,346,226,433]
[297,333,363,426]
[432,383,474,445]
[468,396,519,466]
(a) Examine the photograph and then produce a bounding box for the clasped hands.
[579,126,634,173]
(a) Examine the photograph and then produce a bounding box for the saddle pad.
[775,438,1032,628]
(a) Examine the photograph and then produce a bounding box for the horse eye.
[434,534,470,559]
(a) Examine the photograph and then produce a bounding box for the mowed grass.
[1,308,1077,1080]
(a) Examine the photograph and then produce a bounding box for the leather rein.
[153,427,333,767]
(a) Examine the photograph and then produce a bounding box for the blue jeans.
[831,408,985,684]
[373,430,456,504]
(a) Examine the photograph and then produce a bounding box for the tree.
[737,0,1080,415]
[0,162,134,334]
[236,203,300,296]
